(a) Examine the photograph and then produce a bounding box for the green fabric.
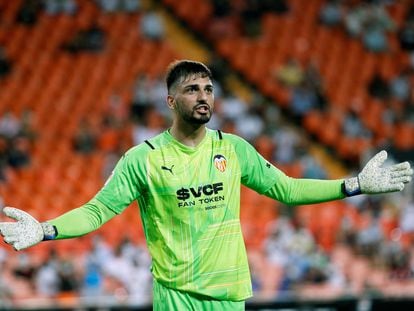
[95,129,269,301]
[49,198,117,239]
[153,279,245,311]
[264,175,345,205]
[47,128,346,302]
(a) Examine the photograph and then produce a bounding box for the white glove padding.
[344,150,413,196]
[0,207,44,251]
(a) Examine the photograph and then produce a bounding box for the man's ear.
[167,95,175,110]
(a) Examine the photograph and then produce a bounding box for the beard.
[183,113,211,124]
[178,105,212,124]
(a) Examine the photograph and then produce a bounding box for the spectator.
[362,4,395,52]
[122,0,141,13]
[300,155,327,179]
[262,0,289,14]
[35,252,60,298]
[399,4,414,52]
[356,203,384,257]
[148,75,170,118]
[263,217,294,295]
[57,255,79,293]
[81,253,104,297]
[140,8,164,41]
[16,0,42,26]
[304,61,328,110]
[118,238,152,304]
[400,196,414,235]
[0,111,21,140]
[291,80,319,118]
[319,0,344,27]
[235,106,264,142]
[0,137,9,181]
[390,68,412,102]
[344,3,368,38]
[73,119,98,154]
[275,58,304,88]
[18,109,37,141]
[102,245,132,293]
[130,74,153,121]
[96,0,141,13]
[240,0,263,37]
[12,253,35,281]
[43,0,77,15]
[272,125,301,164]
[0,47,12,78]
[96,0,120,12]
[218,89,246,118]
[7,136,31,169]
[344,3,395,52]
[0,267,13,305]
[131,106,164,145]
[399,20,414,52]
[264,215,322,295]
[343,110,372,139]
[368,72,390,100]
[63,23,106,53]
[211,0,231,17]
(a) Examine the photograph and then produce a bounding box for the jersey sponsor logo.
[176,182,224,208]
[213,154,227,172]
[176,182,223,200]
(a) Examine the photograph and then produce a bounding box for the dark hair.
[165,60,212,92]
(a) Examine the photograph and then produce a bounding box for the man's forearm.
[48,198,117,239]
[264,175,345,205]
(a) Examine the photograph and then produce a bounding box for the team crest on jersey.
[213,154,227,172]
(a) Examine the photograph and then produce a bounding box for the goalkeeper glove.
[343,150,413,196]
[0,207,57,251]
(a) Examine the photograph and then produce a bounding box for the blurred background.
[0,0,413,310]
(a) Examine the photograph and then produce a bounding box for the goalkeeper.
[0,60,412,310]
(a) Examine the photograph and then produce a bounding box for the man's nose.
[197,90,208,102]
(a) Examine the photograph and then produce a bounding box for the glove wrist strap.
[342,177,362,197]
[41,222,58,241]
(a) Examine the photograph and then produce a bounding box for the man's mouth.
[195,105,210,114]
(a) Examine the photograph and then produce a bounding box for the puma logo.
[161,165,174,174]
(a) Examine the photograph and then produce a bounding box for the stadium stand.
[0,0,413,309]
[161,0,414,163]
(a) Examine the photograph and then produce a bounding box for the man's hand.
[344,150,413,196]
[0,207,46,250]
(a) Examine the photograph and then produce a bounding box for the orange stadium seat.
[179,0,413,163]
[393,122,414,150]
[0,1,180,255]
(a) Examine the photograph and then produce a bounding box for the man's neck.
[169,124,207,147]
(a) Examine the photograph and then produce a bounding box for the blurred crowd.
[0,0,414,308]
[0,109,36,182]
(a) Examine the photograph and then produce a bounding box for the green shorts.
[152,279,245,311]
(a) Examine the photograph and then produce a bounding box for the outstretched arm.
[0,198,117,251]
[0,147,143,251]
[48,198,117,239]
[264,177,345,205]
[265,150,412,205]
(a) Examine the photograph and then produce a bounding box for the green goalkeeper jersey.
[95,128,282,301]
